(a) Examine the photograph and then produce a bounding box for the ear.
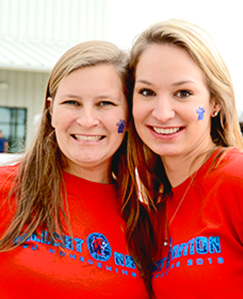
[47,97,53,117]
[47,97,55,128]
[211,98,221,117]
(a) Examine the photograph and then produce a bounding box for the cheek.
[132,100,147,128]
[194,102,212,123]
[50,113,57,129]
[50,106,61,129]
[132,98,140,121]
[122,101,129,123]
[51,109,73,131]
[115,119,126,133]
[195,106,206,121]
[112,105,129,133]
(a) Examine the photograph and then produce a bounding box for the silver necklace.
[164,173,197,246]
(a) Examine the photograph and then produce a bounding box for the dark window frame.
[0,106,27,153]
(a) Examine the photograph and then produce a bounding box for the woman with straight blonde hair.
[128,19,243,298]
[0,40,152,298]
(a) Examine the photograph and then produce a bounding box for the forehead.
[57,64,123,93]
[136,44,207,85]
[137,44,194,69]
[50,64,128,110]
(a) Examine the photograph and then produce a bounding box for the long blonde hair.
[0,41,130,251]
[123,20,243,293]
[130,18,243,149]
[0,40,155,294]
[127,18,243,223]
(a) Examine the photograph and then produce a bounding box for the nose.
[76,107,99,127]
[151,96,175,122]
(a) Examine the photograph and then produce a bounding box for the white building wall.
[0,0,109,43]
[0,70,49,149]
[0,0,110,152]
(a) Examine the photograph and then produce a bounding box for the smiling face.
[133,44,218,163]
[49,64,128,182]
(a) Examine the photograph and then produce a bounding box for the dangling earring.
[212,111,218,117]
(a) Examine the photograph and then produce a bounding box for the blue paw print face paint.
[196,107,205,120]
[116,119,126,133]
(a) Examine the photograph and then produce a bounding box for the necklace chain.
[164,172,197,247]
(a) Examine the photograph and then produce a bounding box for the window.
[0,107,27,153]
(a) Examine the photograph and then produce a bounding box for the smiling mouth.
[72,134,105,141]
[152,127,181,134]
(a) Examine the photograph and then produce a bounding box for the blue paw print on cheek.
[196,107,205,120]
[116,119,126,133]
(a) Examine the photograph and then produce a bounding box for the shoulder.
[0,163,19,178]
[224,147,243,161]
[0,164,19,193]
[199,147,243,197]
[204,148,243,204]
[212,148,243,177]
[207,149,243,241]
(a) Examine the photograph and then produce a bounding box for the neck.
[64,163,112,184]
[162,140,216,187]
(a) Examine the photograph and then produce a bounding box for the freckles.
[196,106,205,121]
[116,119,126,133]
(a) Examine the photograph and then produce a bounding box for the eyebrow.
[96,94,120,100]
[61,93,121,102]
[135,79,153,85]
[172,80,197,86]
[58,93,82,100]
[135,79,197,86]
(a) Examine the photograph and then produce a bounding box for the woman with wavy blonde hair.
[0,40,153,298]
[128,19,243,297]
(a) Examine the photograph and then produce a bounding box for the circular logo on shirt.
[87,233,112,261]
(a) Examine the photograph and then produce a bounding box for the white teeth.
[74,135,103,141]
[153,127,180,134]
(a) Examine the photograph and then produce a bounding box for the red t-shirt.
[0,165,148,299]
[152,148,243,298]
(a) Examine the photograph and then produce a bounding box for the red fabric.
[0,165,148,299]
[152,148,243,298]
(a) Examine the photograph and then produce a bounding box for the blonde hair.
[0,41,130,251]
[1,41,155,294]
[47,40,130,100]
[130,18,243,148]
[122,21,243,290]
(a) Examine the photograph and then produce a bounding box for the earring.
[212,111,218,117]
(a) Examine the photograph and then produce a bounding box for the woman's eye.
[175,90,192,98]
[139,89,155,97]
[63,100,79,106]
[99,101,115,107]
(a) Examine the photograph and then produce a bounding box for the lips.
[152,127,180,134]
[72,134,104,141]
